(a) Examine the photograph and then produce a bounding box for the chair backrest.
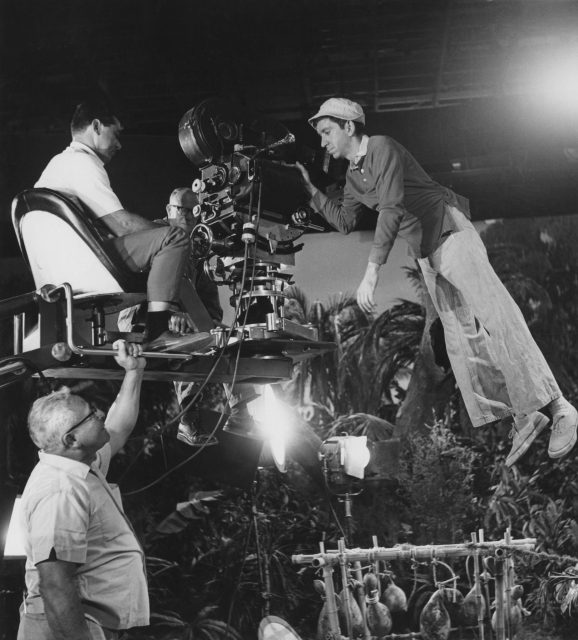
[11,188,147,297]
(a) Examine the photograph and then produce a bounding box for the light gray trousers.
[18,612,119,640]
[418,206,560,427]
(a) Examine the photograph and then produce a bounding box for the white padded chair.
[11,188,148,348]
[12,188,148,303]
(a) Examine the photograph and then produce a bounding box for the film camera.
[179,98,321,346]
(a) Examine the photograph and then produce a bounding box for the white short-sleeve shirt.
[35,141,123,218]
[20,443,149,629]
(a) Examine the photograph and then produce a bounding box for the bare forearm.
[106,369,144,454]
[101,209,159,236]
[356,262,382,314]
[39,568,91,640]
[363,261,381,286]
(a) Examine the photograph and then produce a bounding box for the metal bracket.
[54,283,193,360]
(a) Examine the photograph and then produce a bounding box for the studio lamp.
[0,486,25,561]
[4,497,25,559]
[248,384,292,473]
[318,435,371,495]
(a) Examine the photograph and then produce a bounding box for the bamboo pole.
[292,537,536,566]
[372,535,381,597]
[321,562,342,639]
[504,528,513,639]
[471,532,485,640]
[480,529,493,632]
[383,627,479,639]
[353,559,371,639]
[494,549,506,640]
[338,538,353,639]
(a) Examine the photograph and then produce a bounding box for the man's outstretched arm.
[293,162,365,233]
[105,340,146,457]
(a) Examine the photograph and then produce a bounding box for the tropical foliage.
[5,215,578,638]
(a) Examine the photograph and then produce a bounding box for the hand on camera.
[291,209,309,226]
[295,161,316,196]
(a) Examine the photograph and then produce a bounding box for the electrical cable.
[155,169,264,435]
[226,467,261,633]
[122,164,267,495]
[327,492,349,544]
[122,266,251,494]
[0,355,52,393]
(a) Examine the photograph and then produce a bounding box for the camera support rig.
[179,98,323,351]
[0,99,334,389]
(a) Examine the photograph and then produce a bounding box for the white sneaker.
[548,404,578,459]
[506,412,550,467]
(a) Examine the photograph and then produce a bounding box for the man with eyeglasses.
[165,187,224,331]
[17,340,148,640]
[118,188,257,445]
[117,187,223,338]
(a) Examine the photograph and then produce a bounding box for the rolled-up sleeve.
[367,140,406,265]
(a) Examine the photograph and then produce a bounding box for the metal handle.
[54,283,192,361]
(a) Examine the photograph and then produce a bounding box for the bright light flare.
[4,496,25,558]
[527,48,578,117]
[248,385,292,472]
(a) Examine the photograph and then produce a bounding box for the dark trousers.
[108,225,189,303]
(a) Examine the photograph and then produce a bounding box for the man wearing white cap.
[295,96,577,466]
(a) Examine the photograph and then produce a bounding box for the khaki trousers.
[418,206,560,427]
[18,612,120,640]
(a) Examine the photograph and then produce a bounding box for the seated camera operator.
[34,96,210,353]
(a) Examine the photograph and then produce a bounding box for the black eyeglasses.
[169,204,194,216]
[63,406,100,438]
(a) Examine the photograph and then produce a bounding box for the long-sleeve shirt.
[311,135,470,264]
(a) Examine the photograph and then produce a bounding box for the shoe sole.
[548,420,578,459]
[147,335,215,354]
[506,413,550,467]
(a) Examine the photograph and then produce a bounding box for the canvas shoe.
[176,415,218,447]
[145,330,214,354]
[548,404,578,459]
[506,412,550,467]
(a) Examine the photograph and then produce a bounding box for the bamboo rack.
[292,537,536,567]
[292,536,536,640]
